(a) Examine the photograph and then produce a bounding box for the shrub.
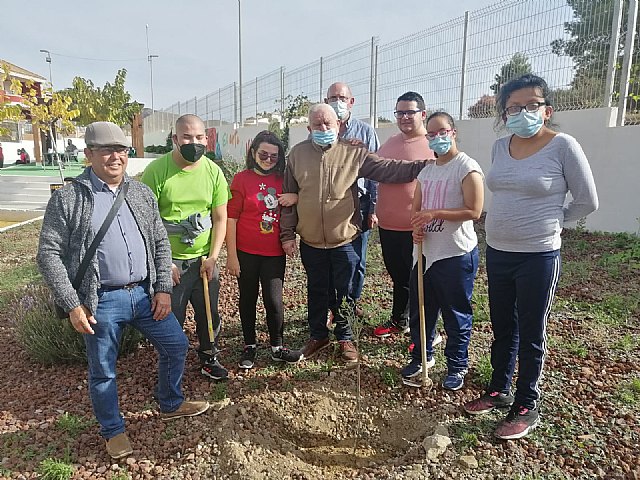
[211,154,244,184]
[37,458,74,480]
[12,284,144,365]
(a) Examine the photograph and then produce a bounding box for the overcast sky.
[5,0,501,110]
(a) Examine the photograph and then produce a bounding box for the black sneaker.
[201,358,229,380]
[494,405,540,440]
[238,346,257,370]
[271,347,302,364]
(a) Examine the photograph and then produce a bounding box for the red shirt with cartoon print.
[227,169,285,256]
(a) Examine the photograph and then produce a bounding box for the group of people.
[37,73,598,459]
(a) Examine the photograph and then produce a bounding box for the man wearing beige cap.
[37,121,209,460]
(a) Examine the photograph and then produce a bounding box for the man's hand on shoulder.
[69,305,97,334]
[151,292,172,320]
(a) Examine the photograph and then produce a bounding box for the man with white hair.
[280,104,429,362]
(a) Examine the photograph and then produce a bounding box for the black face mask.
[179,143,205,163]
[254,164,275,175]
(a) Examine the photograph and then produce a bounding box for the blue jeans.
[485,246,561,410]
[84,284,189,439]
[409,247,479,373]
[300,241,358,341]
[350,229,370,301]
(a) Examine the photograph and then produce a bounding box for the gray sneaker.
[239,345,257,369]
[271,347,302,364]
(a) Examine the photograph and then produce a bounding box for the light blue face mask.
[428,136,452,156]
[506,110,544,138]
[329,100,349,120]
[311,129,337,146]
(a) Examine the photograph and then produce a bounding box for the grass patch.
[379,366,400,388]
[37,458,74,480]
[471,283,490,324]
[563,340,588,358]
[459,432,479,451]
[616,378,640,406]
[54,413,93,438]
[208,383,228,402]
[473,354,493,386]
[613,334,639,353]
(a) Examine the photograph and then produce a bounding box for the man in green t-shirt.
[141,114,229,380]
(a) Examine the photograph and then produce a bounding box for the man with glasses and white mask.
[141,114,230,381]
[372,92,442,352]
[324,82,380,320]
[37,121,209,459]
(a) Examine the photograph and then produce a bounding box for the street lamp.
[39,49,53,86]
[145,25,159,112]
[238,0,243,126]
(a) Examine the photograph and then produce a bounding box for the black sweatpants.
[237,250,286,347]
[379,227,414,323]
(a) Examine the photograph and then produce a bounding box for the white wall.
[144,108,639,234]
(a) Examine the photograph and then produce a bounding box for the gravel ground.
[0,221,639,479]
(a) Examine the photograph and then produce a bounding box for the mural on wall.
[206,127,223,159]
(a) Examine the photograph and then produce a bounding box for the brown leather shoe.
[339,340,358,363]
[105,432,133,459]
[300,338,330,360]
[161,400,210,421]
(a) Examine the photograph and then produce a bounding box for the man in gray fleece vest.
[37,121,209,460]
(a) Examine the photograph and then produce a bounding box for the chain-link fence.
[144,0,640,133]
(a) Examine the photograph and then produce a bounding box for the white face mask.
[329,100,349,120]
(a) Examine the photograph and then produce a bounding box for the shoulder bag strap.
[71,181,130,289]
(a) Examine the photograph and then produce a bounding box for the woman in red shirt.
[226,131,302,369]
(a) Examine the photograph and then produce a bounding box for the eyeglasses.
[257,150,279,162]
[90,146,129,156]
[394,109,423,119]
[504,102,547,117]
[327,95,350,103]
[426,129,454,140]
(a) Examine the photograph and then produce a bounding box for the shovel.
[416,242,433,388]
[200,256,215,345]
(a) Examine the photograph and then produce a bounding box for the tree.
[280,94,311,153]
[0,63,25,136]
[551,0,640,109]
[489,53,533,95]
[62,68,141,127]
[467,94,497,119]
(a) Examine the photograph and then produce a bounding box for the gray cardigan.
[37,168,173,315]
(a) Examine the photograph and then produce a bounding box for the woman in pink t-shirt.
[226,131,302,369]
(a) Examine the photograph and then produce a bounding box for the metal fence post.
[319,56,324,102]
[458,11,470,121]
[255,76,259,122]
[604,0,624,107]
[373,44,379,128]
[205,94,209,122]
[369,36,375,125]
[234,82,238,126]
[280,66,285,128]
[194,96,198,116]
[218,88,222,123]
[617,0,639,126]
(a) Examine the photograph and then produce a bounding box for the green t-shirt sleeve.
[139,161,162,200]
